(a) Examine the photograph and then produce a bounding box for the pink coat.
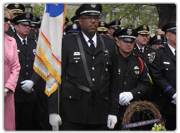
[4,34,21,130]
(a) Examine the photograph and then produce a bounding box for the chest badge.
[134,66,140,75]
[149,52,156,63]
[118,68,121,75]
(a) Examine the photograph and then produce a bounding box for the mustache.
[89,24,97,28]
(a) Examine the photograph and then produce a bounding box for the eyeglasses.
[4,17,12,22]
[80,16,99,20]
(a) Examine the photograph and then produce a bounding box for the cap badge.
[15,4,19,8]
[72,24,77,30]
[91,4,96,8]
[157,35,161,40]
[100,22,105,27]
[127,29,132,35]
[143,25,147,30]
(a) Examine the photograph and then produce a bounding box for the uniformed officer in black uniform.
[29,15,41,41]
[113,28,151,130]
[6,3,25,37]
[148,22,176,130]
[48,4,119,130]
[11,12,41,130]
[106,20,121,40]
[133,25,154,65]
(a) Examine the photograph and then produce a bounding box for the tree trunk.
[155,4,176,28]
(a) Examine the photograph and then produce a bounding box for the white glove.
[107,115,117,129]
[119,92,133,106]
[49,113,62,131]
[21,80,34,93]
[171,93,176,105]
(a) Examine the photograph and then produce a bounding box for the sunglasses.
[98,31,107,34]
[4,17,12,22]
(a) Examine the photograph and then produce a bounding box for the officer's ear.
[14,24,18,31]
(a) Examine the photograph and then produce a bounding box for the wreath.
[121,100,165,130]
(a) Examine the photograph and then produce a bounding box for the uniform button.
[137,92,141,94]
[92,78,95,82]
[92,67,95,70]
[166,68,168,70]
[105,68,108,71]
[26,72,28,75]
[92,56,95,59]
[27,57,29,60]
[106,62,109,65]
[69,96,72,99]
[26,65,28,67]
[126,73,128,76]
[75,60,78,63]
[124,82,126,85]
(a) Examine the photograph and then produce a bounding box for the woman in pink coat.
[4,8,21,130]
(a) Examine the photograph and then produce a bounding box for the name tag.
[73,52,80,56]
[163,62,170,64]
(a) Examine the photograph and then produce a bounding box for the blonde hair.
[4,8,13,18]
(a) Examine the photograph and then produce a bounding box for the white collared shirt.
[167,43,176,56]
[81,31,97,48]
[16,34,28,45]
[136,43,145,53]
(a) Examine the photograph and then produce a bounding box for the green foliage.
[101,4,159,34]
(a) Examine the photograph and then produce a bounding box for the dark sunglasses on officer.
[4,17,12,23]
[98,31,107,34]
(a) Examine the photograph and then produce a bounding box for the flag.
[33,3,66,97]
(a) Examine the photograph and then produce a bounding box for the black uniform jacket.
[133,44,154,65]
[148,44,176,114]
[116,49,151,119]
[14,34,40,102]
[49,32,119,125]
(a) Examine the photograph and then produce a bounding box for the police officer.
[29,15,41,40]
[6,3,25,37]
[48,3,119,130]
[113,28,151,130]
[106,20,121,40]
[97,21,108,35]
[133,25,154,65]
[11,12,41,130]
[148,22,176,130]
[150,34,165,50]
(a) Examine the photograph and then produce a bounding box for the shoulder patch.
[149,52,156,63]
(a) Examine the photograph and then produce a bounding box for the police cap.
[11,12,33,26]
[150,35,165,45]
[113,28,138,43]
[76,4,102,17]
[162,22,176,34]
[97,21,107,32]
[135,24,149,35]
[106,20,121,30]
[7,3,25,14]
[71,15,79,23]
[31,16,40,28]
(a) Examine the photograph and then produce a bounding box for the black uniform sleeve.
[148,51,176,99]
[109,44,119,116]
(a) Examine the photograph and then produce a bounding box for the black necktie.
[23,40,27,54]
[89,39,95,54]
